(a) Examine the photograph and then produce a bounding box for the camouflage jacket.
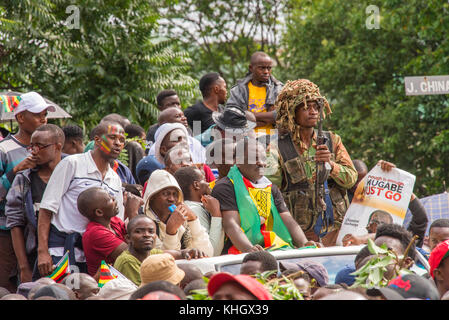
[266,130,357,191]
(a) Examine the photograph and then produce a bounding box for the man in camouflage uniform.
[266,79,357,246]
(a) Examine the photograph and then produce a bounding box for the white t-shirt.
[40,151,124,235]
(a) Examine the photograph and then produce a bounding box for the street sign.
[404,75,449,96]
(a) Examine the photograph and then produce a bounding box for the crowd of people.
[0,51,448,301]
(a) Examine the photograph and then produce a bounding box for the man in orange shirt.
[226,52,283,139]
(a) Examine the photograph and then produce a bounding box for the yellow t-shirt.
[248,81,274,136]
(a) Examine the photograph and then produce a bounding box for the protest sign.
[336,165,416,246]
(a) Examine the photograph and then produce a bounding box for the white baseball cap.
[14,92,57,116]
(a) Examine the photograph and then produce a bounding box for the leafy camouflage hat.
[275,79,332,142]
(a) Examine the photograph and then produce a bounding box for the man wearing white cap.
[0,91,55,292]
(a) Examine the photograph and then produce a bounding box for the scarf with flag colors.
[0,95,21,112]
[227,165,293,254]
[98,260,117,288]
[47,251,70,283]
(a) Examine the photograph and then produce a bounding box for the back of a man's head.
[199,72,220,98]
[184,278,207,296]
[241,251,278,275]
[177,263,204,289]
[129,280,186,300]
[125,123,145,139]
[173,165,202,201]
[62,124,83,142]
[352,159,368,175]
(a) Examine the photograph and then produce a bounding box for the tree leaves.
[0,0,196,129]
[282,0,449,196]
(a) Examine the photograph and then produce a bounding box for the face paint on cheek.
[100,135,111,154]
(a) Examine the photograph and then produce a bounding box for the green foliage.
[350,238,413,289]
[186,271,304,300]
[254,270,304,300]
[282,0,449,196]
[186,276,211,300]
[159,0,286,85]
[0,0,196,131]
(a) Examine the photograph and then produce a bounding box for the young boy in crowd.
[114,215,206,286]
[174,165,224,256]
[78,187,128,278]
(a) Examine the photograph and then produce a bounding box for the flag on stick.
[47,251,70,283]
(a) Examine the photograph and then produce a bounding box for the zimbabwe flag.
[227,165,293,254]
[0,95,21,112]
[98,261,117,288]
[47,251,70,283]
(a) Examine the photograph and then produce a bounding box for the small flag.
[0,95,21,112]
[98,260,117,288]
[47,251,70,283]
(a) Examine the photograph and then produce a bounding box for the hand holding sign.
[336,161,416,246]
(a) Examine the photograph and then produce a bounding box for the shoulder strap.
[277,134,299,161]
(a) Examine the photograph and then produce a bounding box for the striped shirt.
[0,134,29,230]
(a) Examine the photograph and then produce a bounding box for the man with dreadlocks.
[266,79,357,246]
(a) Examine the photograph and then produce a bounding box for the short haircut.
[375,223,416,260]
[173,165,202,200]
[129,280,186,300]
[430,218,449,231]
[122,183,142,197]
[62,125,84,142]
[158,107,182,125]
[126,215,156,235]
[125,124,145,139]
[35,124,65,145]
[368,210,393,225]
[77,187,105,219]
[199,72,220,97]
[177,263,204,289]
[184,279,206,295]
[100,113,130,128]
[156,90,177,108]
[354,245,372,267]
[92,121,124,138]
[250,51,271,65]
[242,251,278,272]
